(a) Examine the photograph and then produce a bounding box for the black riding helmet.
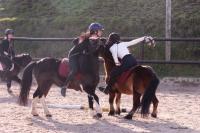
[107,32,120,46]
[5,29,14,35]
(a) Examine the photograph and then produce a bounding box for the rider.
[0,29,15,76]
[99,32,154,94]
[63,22,104,88]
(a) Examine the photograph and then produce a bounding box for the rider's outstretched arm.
[122,37,145,47]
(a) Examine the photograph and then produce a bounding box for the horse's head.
[97,40,117,80]
[86,38,106,56]
[13,53,32,68]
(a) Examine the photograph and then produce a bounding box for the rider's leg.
[99,54,137,94]
[64,56,79,86]
[105,66,122,94]
[61,56,79,96]
[99,66,122,94]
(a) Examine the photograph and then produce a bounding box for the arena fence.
[1,37,200,65]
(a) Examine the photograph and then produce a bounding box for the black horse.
[0,53,32,93]
[18,39,104,118]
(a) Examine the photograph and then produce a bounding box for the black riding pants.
[66,55,79,82]
[108,54,137,86]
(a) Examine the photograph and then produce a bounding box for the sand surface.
[0,77,199,133]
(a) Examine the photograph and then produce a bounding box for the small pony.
[0,53,32,93]
[18,38,105,118]
[99,45,159,119]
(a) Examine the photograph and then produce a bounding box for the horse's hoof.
[93,113,102,119]
[124,114,132,120]
[115,111,121,115]
[33,114,39,117]
[46,114,52,117]
[61,88,66,97]
[97,113,102,118]
[108,111,115,116]
[31,111,39,116]
[121,108,127,113]
[151,113,157,118]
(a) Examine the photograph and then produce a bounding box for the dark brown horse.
[99,45,159,119]
[0,53,32,93]
[18,39,104,118]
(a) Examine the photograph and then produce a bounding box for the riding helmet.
[5,29,14,35]
[88,23,104,31]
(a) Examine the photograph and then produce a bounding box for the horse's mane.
[100,45,116,80]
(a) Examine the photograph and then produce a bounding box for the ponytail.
[78,31,91,43]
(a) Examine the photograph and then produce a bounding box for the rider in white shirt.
[99,32,154,94]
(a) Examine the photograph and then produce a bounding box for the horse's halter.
[144,36,155,47]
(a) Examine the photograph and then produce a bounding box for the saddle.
[58,58,70,78]
[116,67,134,85]
[58,58,82,80]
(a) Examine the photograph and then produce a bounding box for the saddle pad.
[58,58,70,78]
[117,68,133,85]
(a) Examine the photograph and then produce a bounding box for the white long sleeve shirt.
[109,37,145,65]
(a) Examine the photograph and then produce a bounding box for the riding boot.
[61,71,75,97]
[99,78,115,95]
[64,71,75,86]
[99,85,112,95]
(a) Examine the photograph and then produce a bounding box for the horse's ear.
[100,38,107,44]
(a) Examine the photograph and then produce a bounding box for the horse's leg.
[31,88,40,116]
[108,92,115,116]
[7,76,21,93]
[115,92,121,115]
[125,91,141,120]
[151,94,159,118]
[92,92,102,118]
[12,76,21,84]
[84,85,102,118]
[39,81,52,117]
[87,94,94,116]
[6,79,12,93]
[40,96,52,117]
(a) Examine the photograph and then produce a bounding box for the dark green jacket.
[0,39,15,57]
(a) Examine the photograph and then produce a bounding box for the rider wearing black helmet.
[61,23,104,95]
[0,29,15,78]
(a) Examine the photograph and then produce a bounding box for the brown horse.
[99,45,159,119]
[0,53,32,93]
[18,38,105,118]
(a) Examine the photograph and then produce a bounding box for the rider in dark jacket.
[61,23,104,96]
[0,29,15,74]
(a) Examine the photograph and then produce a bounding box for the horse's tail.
[141,73,159,116]
[18,61,36,106]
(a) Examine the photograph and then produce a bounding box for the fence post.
[165,0,171,61]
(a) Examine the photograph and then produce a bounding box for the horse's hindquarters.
[115,75,133,95]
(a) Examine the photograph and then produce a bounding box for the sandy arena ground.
[0,77,199,133]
